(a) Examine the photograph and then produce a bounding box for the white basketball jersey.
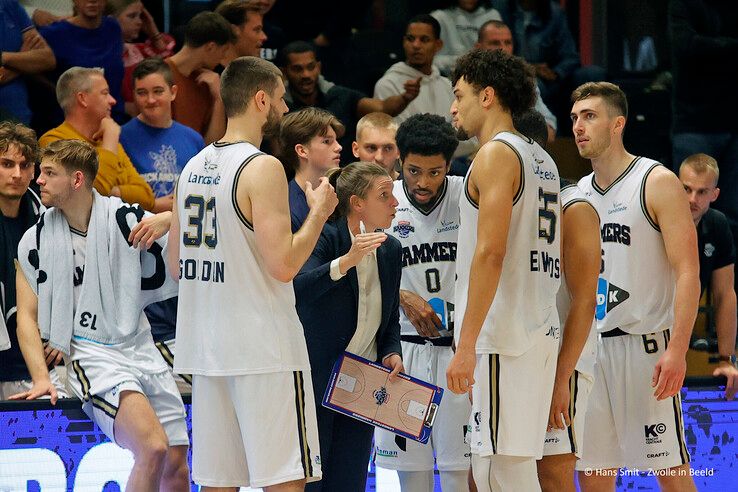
[577,156,675,335]
[558,184,597,377]
[455,132,561,357]
[389,177,463,337]
[174,142,310,375]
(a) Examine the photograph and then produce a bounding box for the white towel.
[17,191,177,355]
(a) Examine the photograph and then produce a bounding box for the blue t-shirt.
[0,0,33,123]
[120,117,204,198]
[40,17,126,122]
[288,179,310,233]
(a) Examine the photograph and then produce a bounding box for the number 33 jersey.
[389,177,464,338]
[174,142,310,375]
[455,132,561,357]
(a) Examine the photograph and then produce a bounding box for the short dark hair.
[571,81,628,119]
[406,14,441,39]
[0,121,38,165]
[513,109,548,148]
[221,56,283,118]
[396,113,459,163]
[477,19,509,42]
[41,139,99,188]
[279,107,345,171]
[132,57,174,87]
[452,48,536,116]
[184,11,236,48]
[279,41,317,66]
[215,0,262,27]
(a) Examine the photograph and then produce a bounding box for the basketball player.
[14,139,190,492]
[571,82,699,491]
[169,56,338,491]
[373,113,469,491]
[446,49,561,492]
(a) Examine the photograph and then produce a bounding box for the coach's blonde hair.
[326,161,390,220]
[41,140,99,188]
[355,112,398,142]
[680,153,719,184]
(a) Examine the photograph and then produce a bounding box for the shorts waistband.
[600,327,629,338]
[401,335,454,346]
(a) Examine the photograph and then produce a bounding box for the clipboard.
[322,351,443,444]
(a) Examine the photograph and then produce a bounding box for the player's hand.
[402,77,422,102]
[713,362,738,400]
[129,211,172,249]
[652,348,686,400]
[43,342,63,367]
[305,177,338,222]
[400,290,442,338]
[9,379,58,405]
[446,346,475,395]
[196,70,221,98]
[383,353,404,382]
[548,376,571,430]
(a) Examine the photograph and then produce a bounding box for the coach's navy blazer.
[294,217,402,491]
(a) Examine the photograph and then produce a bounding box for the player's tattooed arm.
[549,201,600,430]
[646,166,700,400]
[10,265,58,404]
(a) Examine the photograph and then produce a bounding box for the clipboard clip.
[423,403,439,428]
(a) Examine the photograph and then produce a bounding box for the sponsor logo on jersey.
[376,449,398,458]
[644,422,667,444]
[545,437,561,444]
[608,201,628,215]
[596,278,630,320]
[186,171,221,185]
[473,411,482,432]
[647,451,670,458]
[546,325,560,339]
[437,219,459,234]
[401,242,457,267]
[393,220,414,238]
[704,243,715,258]
[601,223,631,245]
[534,163,558,181]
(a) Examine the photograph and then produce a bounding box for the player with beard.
[171,56,338,491]
[373,113,471,491]
[446,49,561,492]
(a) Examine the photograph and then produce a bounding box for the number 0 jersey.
[389,177,464,338]
[577,156,675,335]
[174,142,310,375]
[558,184,598,377]
[455,132,561,357]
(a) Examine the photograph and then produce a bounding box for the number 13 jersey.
[174,142,310,375]
[455,132,561,357]
[389,176,464,338]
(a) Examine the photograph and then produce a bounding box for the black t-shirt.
[697,207,736,295]
[287,84,365,164]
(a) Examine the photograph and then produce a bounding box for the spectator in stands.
[352,112,400,179]
[492,0,604,117]
[165,11,234,144]
[431,0,502,76]
[121,58,204,214]
[669,0,738,247]
[0,0,56,124]
[106,0,175,117]
[0,121,68,400]
[216,0,268,64]
[20,0,72,27]
[40,0,126,123]
[280,41,420,163]
[280,107,344,232]
[255,0,286,63]
[679,154,738,400]
[476,19,556,142]
[39,66,154,210]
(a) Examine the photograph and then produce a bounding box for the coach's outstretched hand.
[713,362,738,400]
[652,347,687,400]
[446,347,475,395]
[305,177,338,222]
[9,379,58,405]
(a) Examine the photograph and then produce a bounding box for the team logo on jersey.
[704,243,715,258]
[393,220,414,238]
[596,278,630,320]
[437,219,459,234]
[644,422,666,444]
[608,201,628,215]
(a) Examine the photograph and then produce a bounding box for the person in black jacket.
[294,161,403,491]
